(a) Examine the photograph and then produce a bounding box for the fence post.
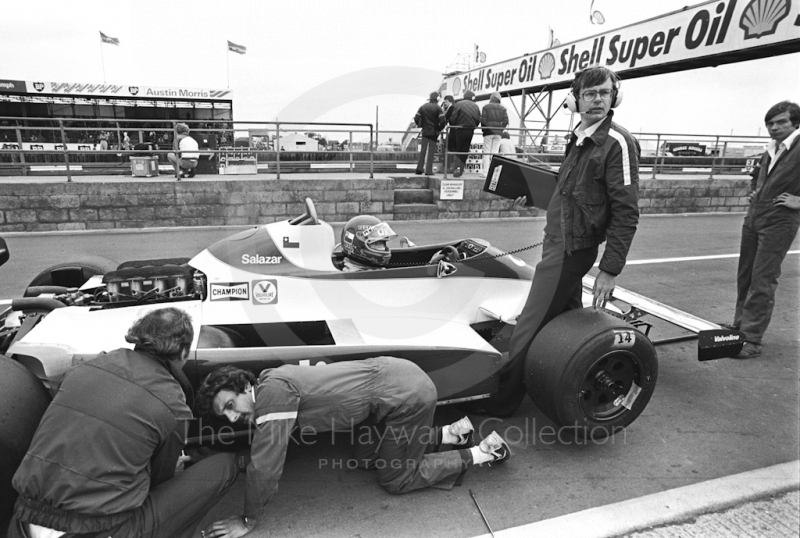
[709,135,720,179]
[653,134,660,179]
[59,120,72,183]
[443,126,449,179]
[276,121,281,180]
[15,128,27,176]
[369,125,374,179]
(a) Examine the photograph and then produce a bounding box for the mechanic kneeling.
[7,308,238,538]
[195,357,511,538]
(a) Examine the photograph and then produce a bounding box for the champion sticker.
[612,329,636,348]
[488,165,502,191]
[252,280,278,305]
[209,282,249,301]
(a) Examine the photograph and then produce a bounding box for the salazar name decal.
[210,282,249,301]
[242,254,283,265]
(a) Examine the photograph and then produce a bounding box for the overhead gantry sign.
[440,0,800,100]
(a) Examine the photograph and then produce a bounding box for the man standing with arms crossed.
[489,66,641,415]
[729,100,800,359]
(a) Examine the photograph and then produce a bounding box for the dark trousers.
[8,453,237,538]
[416,136,437,175]
[734,220,798,344]
[446,128,475,171]
[508,236,598,364]
[352,360,466,493]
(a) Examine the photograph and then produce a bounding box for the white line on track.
[594,250,800,266]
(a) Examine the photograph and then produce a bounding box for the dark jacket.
[12,349,192,534]
[746,133,800,230]
[414,101,445,139]
[448,98,481,130]
[480,97,509,136]
[557,111,640,275]
[243,357,439,518]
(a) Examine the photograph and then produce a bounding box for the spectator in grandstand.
[446,91,480,177]
[98,131,109,151]
[414,91,445,176]
[479,92,509,177]
[122,131,132,151]
[168,123,200,178]
[728,100,800,359]
[492,66,640,415]
[497,131,517,158]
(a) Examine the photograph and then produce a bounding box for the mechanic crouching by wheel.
[7,307,238,538]
[194,357,511,538]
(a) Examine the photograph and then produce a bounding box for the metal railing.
[0,116,768,181]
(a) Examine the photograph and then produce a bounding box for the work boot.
[733,342,762,359]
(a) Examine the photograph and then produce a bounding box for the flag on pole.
[549,27,561,48]
[227,41,246,54]
[100,32,120,46]
[473,44,486,64]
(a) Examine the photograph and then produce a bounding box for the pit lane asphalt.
[2,213,798,538]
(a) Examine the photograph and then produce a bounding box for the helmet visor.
[362,223,397,249]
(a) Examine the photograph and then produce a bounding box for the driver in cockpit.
[340,215,397,272]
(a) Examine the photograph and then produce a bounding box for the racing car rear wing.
[582,275,745,361]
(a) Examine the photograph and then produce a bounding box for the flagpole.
[226,47,230,89]
[100,41,106,84]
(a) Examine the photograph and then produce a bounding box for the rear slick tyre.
[26,256,118,290]
[524,308,658,441]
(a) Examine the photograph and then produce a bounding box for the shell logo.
[452,77,462,97]
[538,53,556,80]
[739,0,790,39]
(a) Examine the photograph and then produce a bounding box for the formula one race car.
[0,199,745,462]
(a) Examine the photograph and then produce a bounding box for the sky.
[1,0,799,143]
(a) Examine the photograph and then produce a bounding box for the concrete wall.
[0,177,750,233]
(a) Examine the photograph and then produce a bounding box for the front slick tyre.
[524,308,657,441]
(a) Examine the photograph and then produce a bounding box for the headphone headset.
[564,68,623,113]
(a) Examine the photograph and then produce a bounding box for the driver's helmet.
[341,216,397,267]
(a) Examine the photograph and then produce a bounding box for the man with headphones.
[496,66,641,414]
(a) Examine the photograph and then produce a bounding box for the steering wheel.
[288,198,319,225]
[429,245,460,265]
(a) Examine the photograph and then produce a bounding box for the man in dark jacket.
[8,308,238,538]
[729,100,800,359]
[194,357,510,537]
[493,66,640,414]
[480,91,509,177]
[414,91,445,175]
[447,90,481,177]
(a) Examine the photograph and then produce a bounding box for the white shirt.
[574,117,605,146]
[178,135,200,159]
[767,128,799,173]
[498,138,516,155]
